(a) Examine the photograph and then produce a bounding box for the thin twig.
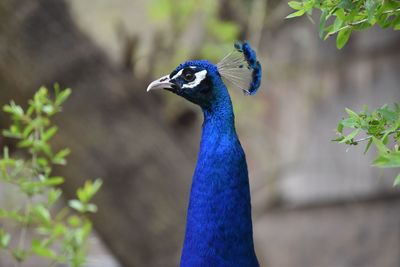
[327,7,400,37]
[354,129,400,143]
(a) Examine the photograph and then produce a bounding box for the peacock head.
[146,42,262,109]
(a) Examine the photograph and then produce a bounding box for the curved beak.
[146,75,174,92]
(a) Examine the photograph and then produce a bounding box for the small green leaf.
[77,179,102,203]
[86,203,98,213]
[365,0,377,22]
[55,88,72,106]
[12,248,27,262]
[332,17,344,33]
[48,188,62,205]
[345,108,359,118]
[42,126,58,142]
[0,229,11,248]
[336,28,352,49]
[69,200,85,212]
[44,176,65,186]
[339,129,360,143]
[338,0,355,10]
[393,15,400,30]
[286,9,306,18]
[394,173,400,186]
[363,138,373,154]
[42,105,55,115]
[332,136,345,142]
[288,1,303,10]
[31,239,57,259]
[68,215,81,227]
[32,204,51,225]
[337,122,344,134]
[341,117,358,128]
[373,152,400,168]
[54,148,70,159]
[372,136,390,154]
[319,10,328,38]
[378,106,398,122]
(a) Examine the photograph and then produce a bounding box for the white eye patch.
[171,69,184,80]
[182,70,208,89]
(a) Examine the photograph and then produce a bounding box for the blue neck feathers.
[180,78,259,267]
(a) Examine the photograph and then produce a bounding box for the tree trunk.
[0,1,198,266]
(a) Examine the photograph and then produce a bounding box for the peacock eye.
[182,69,196,82]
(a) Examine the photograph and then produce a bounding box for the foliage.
[0,85,102,266]
[286,0,400,49]
[334,104,400,185]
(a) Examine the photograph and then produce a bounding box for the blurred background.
[0,0,399,266]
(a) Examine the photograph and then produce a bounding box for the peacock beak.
[146,75,174,92]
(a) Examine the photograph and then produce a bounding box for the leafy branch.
[286,0,400,49]
[333,104,400,185]
[0,85,102,267]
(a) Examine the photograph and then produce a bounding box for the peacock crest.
[217,42,262,95]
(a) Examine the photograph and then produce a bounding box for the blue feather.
[180,73,259,267]
[147,42,262,267]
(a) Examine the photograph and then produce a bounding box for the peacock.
[147,42,262,267]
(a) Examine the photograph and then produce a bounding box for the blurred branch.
[248,0,267,50]
[116,21,140,70]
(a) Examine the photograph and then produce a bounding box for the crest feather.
[217,42,262,95]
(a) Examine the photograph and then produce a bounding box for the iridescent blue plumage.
[147,42,261,267]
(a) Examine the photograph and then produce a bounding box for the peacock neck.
[180,85,259,267]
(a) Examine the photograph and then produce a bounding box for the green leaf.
[31,239,57,259]
[393,15,400,30]
[363,138,373,154]
[68,215,82,227]
[44,176,65,186]
[69,200,85,212]
[55,88,72,106]
[332,17,344,34]
[336,28,352,49]
[378,106,398,122]
[0,229,11,248]
[12,248,27,262]
[341,117,358,128]
[42,105,55,115]
[42,126,58,142]
[77,179,102,203]
[288,1,303,10]
[338,0,355,10]
[339,128,360,143]
[319,10,328,38]
[345,108,360,118]
[394,173,400,186]
[52,148,71,165]
[3,101,24,118]
[86,204,98,213]
[32,204,51,225]
[337,122,344,133]
[373,152,400,168]
[286,9,306,18]
[365,0,378,22]
[372,136,390,154]
[0,209,25,222]
[48,188,62,205]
